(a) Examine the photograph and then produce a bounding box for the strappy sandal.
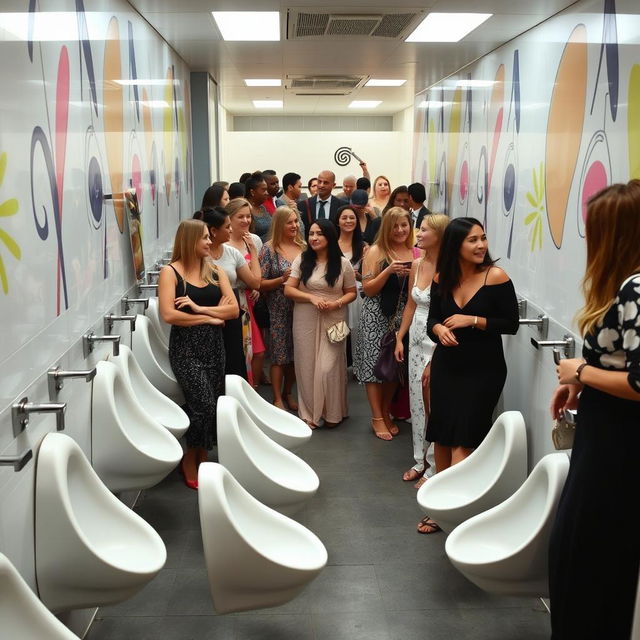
[417,516,441,534]
[285,394,299,412]
[402,468,425,482]
[371,417,392,441]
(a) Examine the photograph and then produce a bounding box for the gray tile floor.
[86,381,550,639]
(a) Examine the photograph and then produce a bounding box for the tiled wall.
[0,0,193,605]
[412,0,640,465]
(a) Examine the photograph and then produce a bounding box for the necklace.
[210,245,224,260]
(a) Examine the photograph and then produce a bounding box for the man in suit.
[298,170,347,235]
[408,182,432,228]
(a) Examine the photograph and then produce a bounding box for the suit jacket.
[297,195,348,235]
[414,205,432,229]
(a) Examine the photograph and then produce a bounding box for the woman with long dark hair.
[158,219,238,489]
[549,180,640,639]
[419,217,519,533]
[201,184,229,210]
[285,219,356,428]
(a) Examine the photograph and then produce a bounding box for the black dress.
[426,271,519,448]
[168,265,225,450]
[548,274,640,639]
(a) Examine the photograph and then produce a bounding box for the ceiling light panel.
[212,12,280,41]
[406,13,492,43]
[365,79,406,87]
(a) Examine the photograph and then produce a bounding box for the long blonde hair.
[171,219,218,284]
[372,175,391,202]
[268,206,305,253]
[420,213,449,259]
[373,206,414,267]
[577,179,640,336]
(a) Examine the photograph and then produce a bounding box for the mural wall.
[412,0,640,332]
[0,0,193,405]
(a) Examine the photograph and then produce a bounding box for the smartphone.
[399,261,412,268]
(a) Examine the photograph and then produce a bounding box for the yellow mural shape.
[103,16,125,233]
[446,87,463,208]
[545,24,588,248]
[628,64,640,180]
[163,67,175,203]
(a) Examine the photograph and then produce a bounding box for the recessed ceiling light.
[406,13,492,43]
[253,100,283,109]
[212,12,280,41]
[365,79,406,87]
[349,100,382,109]
[244,79,281,86]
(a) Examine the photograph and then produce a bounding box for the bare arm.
[158,266,220,326]
[557,359,640,402]
[361,247,410,297]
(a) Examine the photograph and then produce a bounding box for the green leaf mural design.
[524,162,545,252]
[0,151,21,294]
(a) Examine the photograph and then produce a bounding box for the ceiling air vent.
[286,75,367,96]
[287,9,424,40]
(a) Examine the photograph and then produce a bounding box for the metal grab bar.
[531,334,575,361]
[83,332,120,358]
[0,449,33,472]
[11,398,66,437]
[519,314,549,337]
[104,314,136,334]
[121,296,150,314]
[47,366,96,400]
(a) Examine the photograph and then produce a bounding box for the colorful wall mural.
[0,1,193,376]
[412,0,640,331]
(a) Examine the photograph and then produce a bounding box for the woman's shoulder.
[224,243,244,259]
[618,273,640,299]
[485,265,511,285]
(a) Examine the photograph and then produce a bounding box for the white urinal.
[225,374,312,451]
[146,297,171,348]
[217,396,319,516]
[445,453,570,597]
[0,552,79,639]
[92,360,183,492]
[198,462,327,614]
[417,411,528,533]
[131,314,184,405]
[110,345,189,439]
[35,433,167,612]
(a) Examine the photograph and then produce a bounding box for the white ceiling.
[129,0,579,116]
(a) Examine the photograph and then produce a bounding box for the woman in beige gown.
[285,220,357,428]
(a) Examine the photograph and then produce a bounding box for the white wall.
[219,128,413,193]
[412,0,638,466]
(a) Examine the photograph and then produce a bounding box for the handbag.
[373,273,408,384]
[326,320,350,344]
[551,412,575,450]
[253,296,270,329]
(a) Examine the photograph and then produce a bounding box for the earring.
[212,233,216,238]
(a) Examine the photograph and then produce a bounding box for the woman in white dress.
[394,214,449,488]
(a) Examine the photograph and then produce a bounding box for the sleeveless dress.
[426,273,519,448]
[548,274,640,639]
[407,282,436,473]
[167,265,225,450]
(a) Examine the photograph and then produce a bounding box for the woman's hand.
[243,232,257,253]
[434,324,459,346]
[174,295,200,314]
[281,267,292,284]
[394,339,404,363]
[421,362,431,388]
[388,260,411,277]
[550,383,580,419]
[248,289,260,302]
[443,314,475,330]
[309,295,329,310]
[219,295,235,307]
[556,358,585,385]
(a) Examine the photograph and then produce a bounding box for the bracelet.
[473,315,478,328]
[337,298,343,308]
[575,362,587,382]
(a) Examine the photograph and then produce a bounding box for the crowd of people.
[158,168,640,639]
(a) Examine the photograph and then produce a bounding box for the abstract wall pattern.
[0,0,193,367]
[412,0,640,329]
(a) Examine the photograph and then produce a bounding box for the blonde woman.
[394,214,449,487]
[225,197,265,386]
[549,180,640,639]
[354,207,419,440]
[158,219,238,489]
[259,206,305,410]
[369,175,391,213]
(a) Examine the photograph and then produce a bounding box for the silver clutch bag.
[326,320,350,344]
[551,410,576,450]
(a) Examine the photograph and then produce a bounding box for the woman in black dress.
[420,217,519,533]
[158,219,238,489]
[550,180,640,639]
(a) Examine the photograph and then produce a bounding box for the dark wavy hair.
[244,171,266,204]
[436,217,496,296]
[200,184,228,210]
[193,206,228,231]
[336,205,364,266]
[382,185,409,215]
[300,219,343,288]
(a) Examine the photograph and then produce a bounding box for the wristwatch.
[575,362,588,382]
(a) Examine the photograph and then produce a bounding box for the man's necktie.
[318,200,327,220]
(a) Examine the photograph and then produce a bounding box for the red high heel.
[180,458,198,490]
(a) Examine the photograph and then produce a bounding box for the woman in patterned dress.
[394,214,449,486]
[354,207,418,440]
[158,219,238,489]
[259,206,305,410]
[549,180,640,639]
